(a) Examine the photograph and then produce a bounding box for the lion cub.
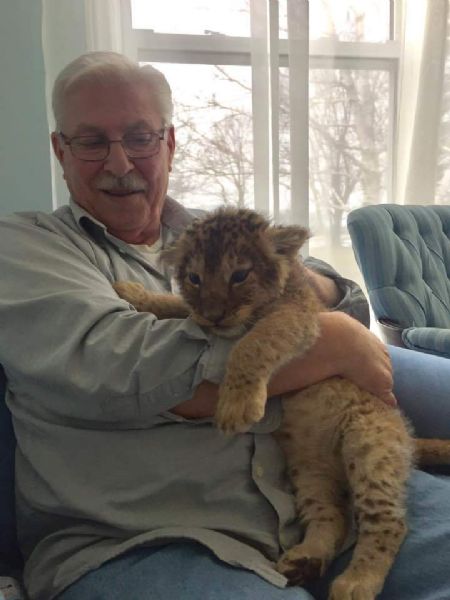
[114,207,450,600]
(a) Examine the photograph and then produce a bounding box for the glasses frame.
[58,128,167,162]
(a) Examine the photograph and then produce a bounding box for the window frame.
[122,0,400,216]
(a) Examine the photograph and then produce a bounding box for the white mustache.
[95,172,148,193]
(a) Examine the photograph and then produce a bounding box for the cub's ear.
[267,225,310,256]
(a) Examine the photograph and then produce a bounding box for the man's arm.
[303,256,371,326]
[173,311,395,419]
[0,214,235,425]
[268,311,394,402]
[304,266,343,308]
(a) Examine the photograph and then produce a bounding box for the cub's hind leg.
[329,408,413,600]
[277,459,351,587]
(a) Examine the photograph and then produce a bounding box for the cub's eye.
[230,269,251,284]
[188,272,201,286]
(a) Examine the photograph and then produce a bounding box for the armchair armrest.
[402,327,450,359]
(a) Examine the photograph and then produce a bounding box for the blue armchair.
[347,204,450,358]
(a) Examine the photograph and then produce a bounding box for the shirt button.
[254,465,264,478]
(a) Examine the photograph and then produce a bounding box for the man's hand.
[268,311,396,406]
[334,313,395,406]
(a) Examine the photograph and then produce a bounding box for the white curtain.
[41,0,131,207]
[395,0,449,205]
[84,0,133,54]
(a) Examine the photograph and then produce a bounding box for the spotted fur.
[114,207,450,600]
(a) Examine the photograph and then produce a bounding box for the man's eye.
[126,133,153,147]
[188,272,201,286]
[74,137,106,149]
[230,269,250,284]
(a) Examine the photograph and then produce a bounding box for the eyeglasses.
[58,128,167,161]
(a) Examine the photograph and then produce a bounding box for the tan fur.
[114,207,450,600]
[113,282,189,318]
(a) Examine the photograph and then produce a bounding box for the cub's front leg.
[215,306,319,434]
[215,348,268,434]
[113,281,190,319]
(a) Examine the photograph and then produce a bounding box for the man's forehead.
[61,80,163,133]
[70,119,158,136]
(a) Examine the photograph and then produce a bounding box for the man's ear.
[51,132,65,166]
[267,225,310,256]
[166,125,176,171]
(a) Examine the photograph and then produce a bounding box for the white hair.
[52,51,173,129]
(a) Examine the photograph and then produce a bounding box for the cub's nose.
[202,307,226,325]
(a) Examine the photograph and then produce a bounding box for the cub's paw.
[113,281,149,312]
[277,546,326,587]
[329,573,379,600]
[215,380,267,434]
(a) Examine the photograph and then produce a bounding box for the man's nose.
[103,141,134,177]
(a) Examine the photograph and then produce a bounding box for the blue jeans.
[58,346,450,600]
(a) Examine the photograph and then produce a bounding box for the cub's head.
[163,207,309,334]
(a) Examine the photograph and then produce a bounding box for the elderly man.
[0,52,449,600]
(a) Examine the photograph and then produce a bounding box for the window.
[154,63,253,211]
[309,0,391,42]
[125,0,399,291]
[131,0,251,36]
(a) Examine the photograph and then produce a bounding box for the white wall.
[0,0,52,216]
[42,0,89,208]
[0,0,90,217]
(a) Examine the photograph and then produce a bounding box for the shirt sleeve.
[304,256,370,328]
[0,215,233,427]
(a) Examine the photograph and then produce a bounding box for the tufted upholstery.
[347,204,450,358]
